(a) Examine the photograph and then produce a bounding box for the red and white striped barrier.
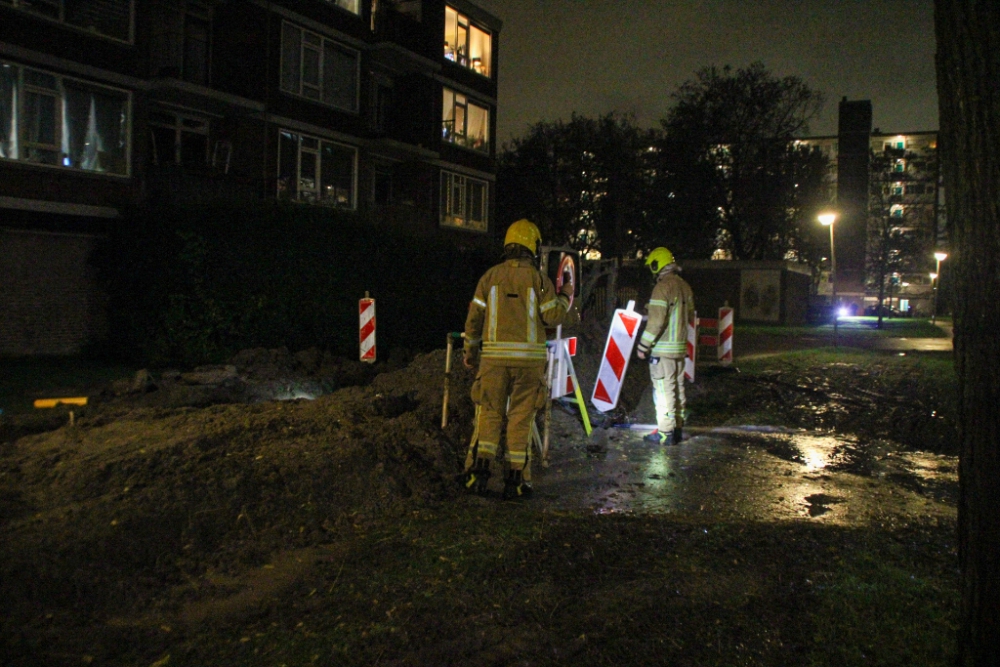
[359,294,376,363]
[718,306,734,365]
[685,313,697,381]
[549,336,578,399]
[591,301,642,412]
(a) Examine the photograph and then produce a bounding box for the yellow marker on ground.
[33,397,88,408]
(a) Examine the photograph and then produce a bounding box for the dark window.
[3,0,133,41]
[149,109,208,167]
[280,21,359,113]
[373,83,391,134]
[183,12,210,85]
[374,170,392,205]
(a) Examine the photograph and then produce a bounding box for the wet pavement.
[535,410,957,528]
[522,323,956,525]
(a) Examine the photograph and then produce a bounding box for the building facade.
[798,98,945,317]
[1,0,500,354]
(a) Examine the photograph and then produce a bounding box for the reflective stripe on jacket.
[464,259,571,366]
[637,270,695,360]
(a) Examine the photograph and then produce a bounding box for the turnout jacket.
[464,259,571,366]
[637,269,695,360]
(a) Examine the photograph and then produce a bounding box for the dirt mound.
[0,350,478,624]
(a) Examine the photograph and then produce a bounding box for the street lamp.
[819,212,838,346]
[932,251,948,324]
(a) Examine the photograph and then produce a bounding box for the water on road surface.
[536,418,957,528]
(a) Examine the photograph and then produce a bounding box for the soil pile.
[0,350,477,627]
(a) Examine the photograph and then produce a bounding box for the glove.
[559,281,574,299]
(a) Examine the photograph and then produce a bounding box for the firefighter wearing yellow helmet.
[462,219,574,499]
[636,246,695,446]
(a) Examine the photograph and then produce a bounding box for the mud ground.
[0,332,959,666]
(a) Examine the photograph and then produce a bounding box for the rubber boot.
[461,457,491,495]
[673,427,683,443]
[644,430,674,446]
[502,468,532,501]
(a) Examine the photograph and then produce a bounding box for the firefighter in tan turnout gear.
[462,219,573,500]
[636,246,695,446]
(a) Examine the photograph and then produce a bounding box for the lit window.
[323,0,359,14]
[0,60,130,174]
[277,129,356,209]
[891,205,904,218]
[280,21,359,113]
[0,0,133,41]
[442,88,489,153]
[894,159,906,172]
[441,171,488,231]
[444,5,491,77]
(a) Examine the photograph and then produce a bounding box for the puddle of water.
[539,424,958,525]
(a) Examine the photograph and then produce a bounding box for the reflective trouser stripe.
[475,362,546,471]
[649,358,685,432]
[507,449,527,467]
[476,439,498,458]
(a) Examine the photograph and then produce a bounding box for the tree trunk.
[934,3,1000,665]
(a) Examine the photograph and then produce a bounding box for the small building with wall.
[681,260,813,325]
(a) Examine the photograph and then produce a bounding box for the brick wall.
[0,228,107,355]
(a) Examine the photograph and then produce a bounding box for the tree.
[496,113,659,260]
[865,146,932,326]
[934,2,1000,665]
[658,63,828,261]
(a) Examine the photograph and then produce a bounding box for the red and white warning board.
[684,313,697,382]
[591,301,642,412]
[549,336,578,399]
[359,295,376,363]
[718,306,734,365]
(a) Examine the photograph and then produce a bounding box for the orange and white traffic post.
[359,292,376,363]
[717,306,734,366]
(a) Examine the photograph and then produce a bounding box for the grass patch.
[689,348,957,452]
[141,506,958,667]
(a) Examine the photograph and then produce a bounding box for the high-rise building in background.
[798,98,944,316]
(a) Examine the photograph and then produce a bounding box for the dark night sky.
[473,0,939,145]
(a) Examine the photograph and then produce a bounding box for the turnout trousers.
[650,357,686,432]
[472,360,546,472]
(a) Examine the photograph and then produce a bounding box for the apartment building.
[797,98,944,317]
[0,0,501,354]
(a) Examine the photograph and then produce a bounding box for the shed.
[680,260,814,325]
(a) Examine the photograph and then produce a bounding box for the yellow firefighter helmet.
[645,246,675,274]
[504,219,542,255]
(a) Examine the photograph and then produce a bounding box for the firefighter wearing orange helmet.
[636,246,695,446]
[462,219,574,499]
